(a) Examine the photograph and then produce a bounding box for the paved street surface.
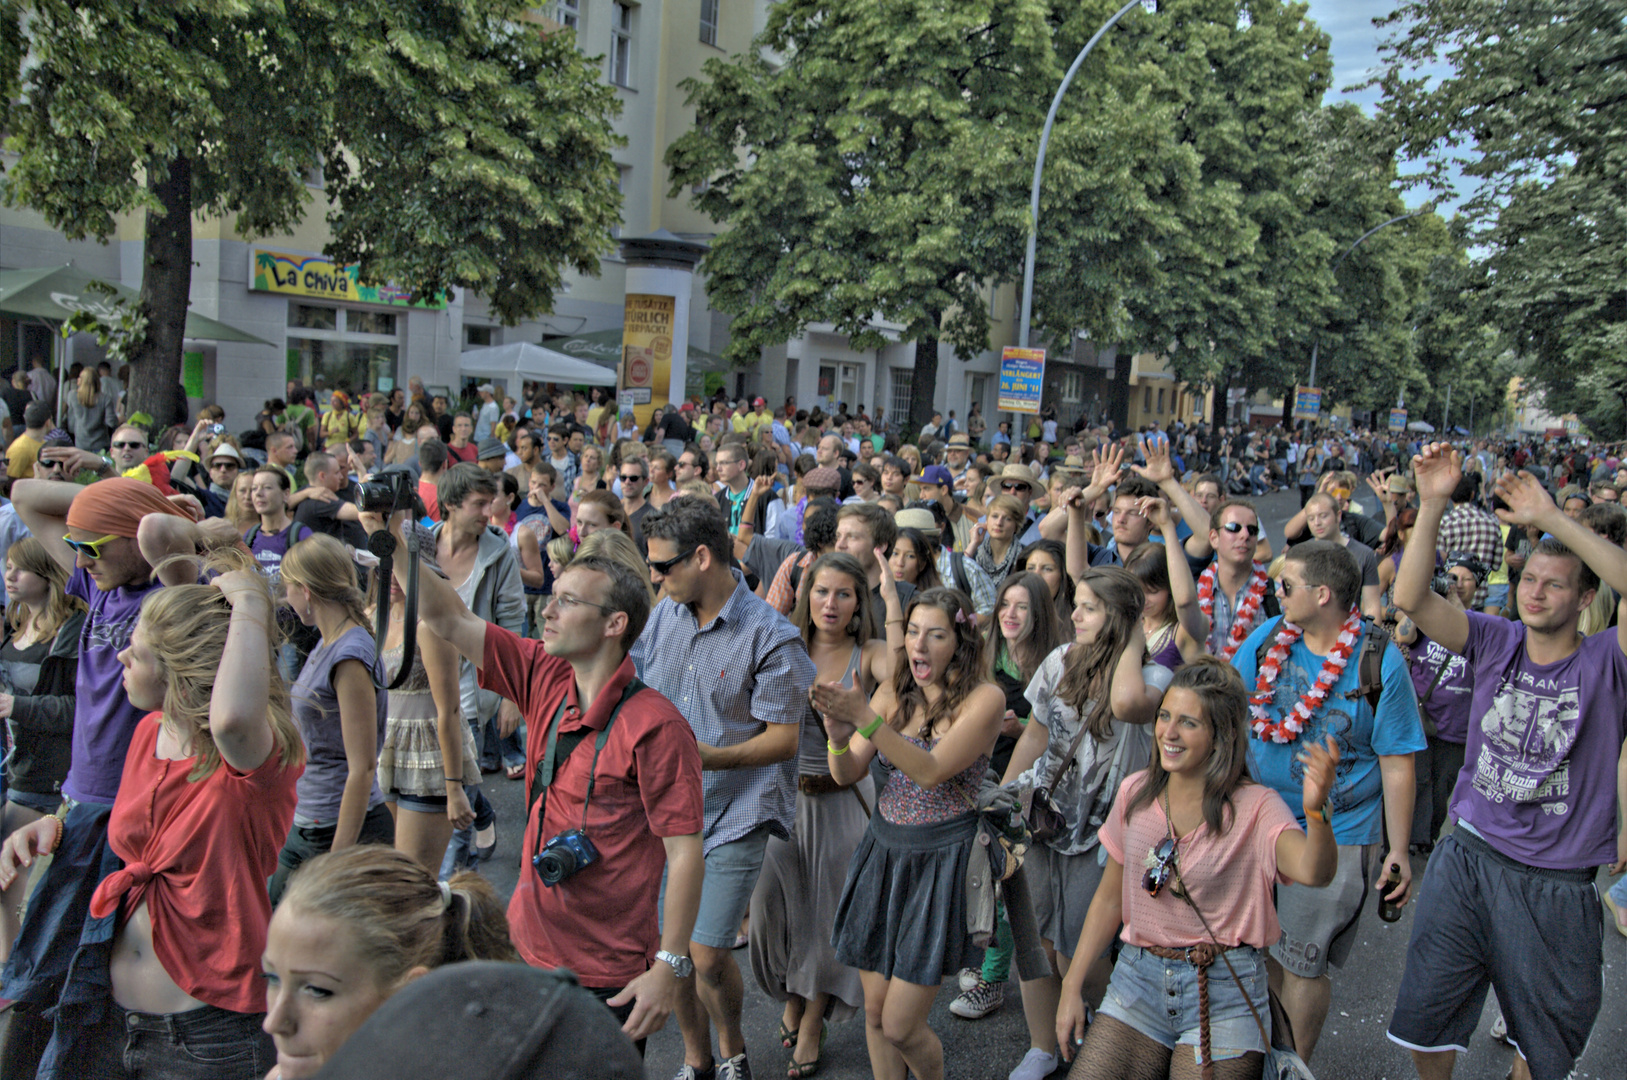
[478,488,1627,1079]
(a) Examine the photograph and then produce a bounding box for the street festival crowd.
[0,362,1619,1080]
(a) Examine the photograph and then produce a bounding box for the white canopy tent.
[457,342,616,390]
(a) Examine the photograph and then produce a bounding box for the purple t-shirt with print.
[1453,612,1627,869]
[1407,633,1474,744]
[290,624,387,824]
[64,567,163,804]
[250,520,309,584]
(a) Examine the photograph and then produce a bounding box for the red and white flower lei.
[1248,607,1362,744]
[1197,562,1269,661]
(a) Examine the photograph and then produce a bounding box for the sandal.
[787,1025,826,1077]
[505,762,526,781]
[778,1020,798,1049]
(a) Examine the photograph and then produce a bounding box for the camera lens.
[535,847,577,886]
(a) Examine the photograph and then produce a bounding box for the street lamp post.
[1306,209,1428,392]
[1017,0,1149,352]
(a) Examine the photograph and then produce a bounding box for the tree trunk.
[125,154,193,431]
[1108,346,1132,432]
[908,309,943,441]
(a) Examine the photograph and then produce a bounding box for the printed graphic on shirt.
[85,608,140,654]
[1263,655,1359,809]
[1473,674,1578,813]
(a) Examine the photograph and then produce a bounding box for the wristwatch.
[655,949,694,978]
[1305,801,1333,825]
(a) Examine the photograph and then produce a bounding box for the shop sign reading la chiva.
[250,248,447,309]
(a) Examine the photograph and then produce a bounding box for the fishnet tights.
[1066,1014,1264,1080]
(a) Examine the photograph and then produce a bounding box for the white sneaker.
[1490,1012,1509,1044]
[1009,1047,1058,1080]
[957,967,981,993]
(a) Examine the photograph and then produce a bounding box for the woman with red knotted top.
[0,558,304,1078]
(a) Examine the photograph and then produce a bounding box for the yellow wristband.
[857,714,885,740]
[827,739,850,756]
[1305,802,1332,825]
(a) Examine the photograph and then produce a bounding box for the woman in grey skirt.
[1000,566,1171,1080]
[750,553,900,1077]
[809,587,1004,1080]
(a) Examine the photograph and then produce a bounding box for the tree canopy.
[0,0,623,422]
[1372,0,1627,436]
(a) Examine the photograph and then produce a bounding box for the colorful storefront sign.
[620,293,676,424]
[250,248,446,309]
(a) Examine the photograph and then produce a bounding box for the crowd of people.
[0,365,1619,1080]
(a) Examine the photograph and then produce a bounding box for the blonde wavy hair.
[279,533,372,628]
[6,537,85,642]
[573,528,656,604]
[139,551,304,781]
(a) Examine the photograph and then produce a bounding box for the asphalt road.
[476,487,1627,1080]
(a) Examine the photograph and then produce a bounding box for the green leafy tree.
[0,1,622,425]
[666,0,1059,436]
[1371,0,1627,435]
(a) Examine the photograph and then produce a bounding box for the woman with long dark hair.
[996,567,1169,1080]
[1121,497,1209,672]
[810,588,1003,1080]
[752,553,900,1077]
[1020,539,1074,621]
[1056,659,1338,1080]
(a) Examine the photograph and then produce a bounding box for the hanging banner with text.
[1389,408,1408,432]
[1291,385,1322,421]
[250,248,446,309]
[998,347,1045,414]
[620,294,676,423]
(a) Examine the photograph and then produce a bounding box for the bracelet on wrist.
[827,739,850,756]
[857,714,885,740]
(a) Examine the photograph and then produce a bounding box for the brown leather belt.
[798,773,846,797]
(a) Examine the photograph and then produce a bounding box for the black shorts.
[1386,828,1603,1080]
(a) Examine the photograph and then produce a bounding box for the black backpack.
[1254,614,1389,714]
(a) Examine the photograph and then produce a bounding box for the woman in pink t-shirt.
[1056,658,1339,1080]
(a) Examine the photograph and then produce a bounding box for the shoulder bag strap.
[1169,860,1275,1053]
[1044,711,1098,800]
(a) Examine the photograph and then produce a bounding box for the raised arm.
[358,512,487,663]
[1394,444,1470,655]
[1496,469,1627,606]
[422,626,474,830]
[207,570,279,773]
[1131,434,1212,561]
[10,479,82,572]
[1143,496,1209,657]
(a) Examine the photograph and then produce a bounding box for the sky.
[1303,0,1393,114]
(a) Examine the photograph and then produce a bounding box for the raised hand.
[1296,735,1341,817]
[1083,444,1127,501]
[1136,495,1171,533]
[1132,433,1175,484]
[1411,442,1462,503]
[1492,470,1558,528]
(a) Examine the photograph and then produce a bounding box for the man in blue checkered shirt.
[632,495,815,1080]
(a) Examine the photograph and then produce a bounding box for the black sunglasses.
[1219,522,1261,537]
[1143,836,1178,897]
[648,547,697,576]
[620,474,644,483]
[111,440,146,450]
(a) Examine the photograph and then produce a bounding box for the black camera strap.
[529,678,645,861]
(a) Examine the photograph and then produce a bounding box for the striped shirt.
[631,569,815,853]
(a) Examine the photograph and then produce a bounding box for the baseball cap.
[754,397,766,407]
[312,962,643,1080]
[915,465,954,487]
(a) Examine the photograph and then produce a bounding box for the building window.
[817,364,836,399]
[1143,386,1152,412]
[1060,369,1084,403]
[551,0,579,31]
[969,374,989,417]
[465,325,493,348]
[1157,388,1165,414]
[890,367,914,432]
[609,3,633,87]
[700,0,719,46]
[285,305,401,397]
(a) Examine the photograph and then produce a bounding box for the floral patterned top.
[877,733,988,826]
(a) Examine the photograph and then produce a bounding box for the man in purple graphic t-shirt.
[1388,447,1627,1080]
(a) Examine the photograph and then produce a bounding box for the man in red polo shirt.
[363,514,704,1049]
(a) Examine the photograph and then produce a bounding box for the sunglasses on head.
[62,532,122,560]
[1143,836,1178,897]
[647,546,697,576]
[1219,521,1261,537]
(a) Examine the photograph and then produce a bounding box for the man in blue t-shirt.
[1387,448,1627,1080]
[1232,539,1423,1064]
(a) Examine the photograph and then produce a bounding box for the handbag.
[1021,717,1095,845]
[1171,858,1316,1080]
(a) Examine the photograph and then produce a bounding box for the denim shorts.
[661,825,771,950]
[390,790,449,815]
[1097,943,1272,1063]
